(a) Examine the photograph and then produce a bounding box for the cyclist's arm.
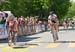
[55,18,59,25]
[48,18,52,25]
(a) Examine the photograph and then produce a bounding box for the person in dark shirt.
[0,17,6,24]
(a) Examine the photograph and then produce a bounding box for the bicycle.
[8,31,17,46]
[51,22,59,42]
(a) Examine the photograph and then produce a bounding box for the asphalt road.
[0,27,75,52]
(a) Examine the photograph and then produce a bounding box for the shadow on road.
[13,46,27,49]
[12,43,39,49]
[55,41,75,43]
[0,36,40,43]
[59,28,75,31]
[29,41,75,44]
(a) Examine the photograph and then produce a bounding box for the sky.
[71,0,75,2]
[73,0,75,2]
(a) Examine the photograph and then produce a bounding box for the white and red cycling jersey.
[6,17,18,31]
[48,14,58,23]
[48,14,57,20]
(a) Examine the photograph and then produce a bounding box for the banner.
[0,24,8,39]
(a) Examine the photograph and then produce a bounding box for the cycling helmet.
[49,11,54,15]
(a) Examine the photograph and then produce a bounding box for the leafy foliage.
[0,0,71,20]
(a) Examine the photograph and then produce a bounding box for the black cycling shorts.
[51,20,56,23]
[72,22,74,24]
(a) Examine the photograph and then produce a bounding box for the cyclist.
[6,16,18,46]
[70,19,75,29]
[48,11,59,42]
[63,18,69,29]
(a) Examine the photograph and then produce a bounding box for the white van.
[0,11,12,39]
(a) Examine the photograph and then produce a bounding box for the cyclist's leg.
[8,31,13,46]
[63,22,67,29]
[50,22,58,42]
[12,31,17,45]
[50,23,56,42]
[66,23,69,29]
[64,22,66,29]
[50,25,52,33]
[54,23,59,40]
[52,25,57,42]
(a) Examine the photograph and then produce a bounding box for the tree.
[0,0,71,20]
[49,0,71,20]
[31,0,49,18]
[67,2,75,18]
